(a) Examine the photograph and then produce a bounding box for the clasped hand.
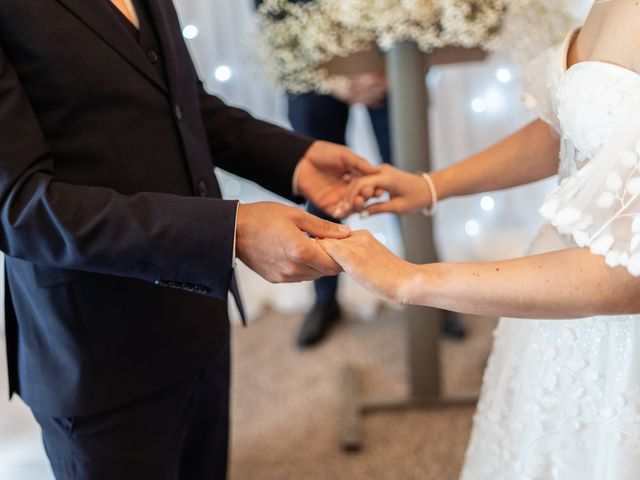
[235,141,430,301]
[319,163,437,303]
[333,163,433,218]
[235,140,382,284]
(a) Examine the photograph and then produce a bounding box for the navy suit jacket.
[0,0,311,416]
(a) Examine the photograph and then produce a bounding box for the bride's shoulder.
[580,1,640,74]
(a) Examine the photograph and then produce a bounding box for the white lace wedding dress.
[460,28,640,479]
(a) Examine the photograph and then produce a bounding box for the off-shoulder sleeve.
[521,46,563,132]
[539,124,640,276]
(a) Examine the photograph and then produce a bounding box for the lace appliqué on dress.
[462,317,640,480]
[539,65,640,276]
[461,28,640,480]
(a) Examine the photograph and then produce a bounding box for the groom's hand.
[294,141,380,218]
[235,202,351,283]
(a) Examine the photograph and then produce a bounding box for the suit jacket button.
[147,50,159,63]
[195,286,208,294]
[197,180,207,197]
[181,284,195,292]
[175,104,183,121]
[155,280,168,287]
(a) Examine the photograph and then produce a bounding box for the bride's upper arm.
[588,4,640,73]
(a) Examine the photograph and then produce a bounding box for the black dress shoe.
[441,310,467,340]
[296,300,341,348]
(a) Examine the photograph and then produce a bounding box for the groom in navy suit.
[0,0,378,478]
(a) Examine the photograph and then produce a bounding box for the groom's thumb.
[298,212,351,239]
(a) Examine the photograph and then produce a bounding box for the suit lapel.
[144,0,182,99]
[56,0,169,94]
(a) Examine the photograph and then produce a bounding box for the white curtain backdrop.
[0,1,593,478]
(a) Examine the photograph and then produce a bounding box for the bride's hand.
[340,164,434,217]
[318,230,419,304]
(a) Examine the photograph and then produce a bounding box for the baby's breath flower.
[252,0,578,93]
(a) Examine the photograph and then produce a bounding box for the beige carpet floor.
[229,308,497,480]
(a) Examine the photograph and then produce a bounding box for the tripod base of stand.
[339,364,478,452]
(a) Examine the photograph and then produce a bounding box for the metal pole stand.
[339,42,480,452]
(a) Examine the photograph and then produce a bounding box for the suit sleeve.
[197,81,312,202]
[0,44,237,300]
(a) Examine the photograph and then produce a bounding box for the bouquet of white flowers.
[254,0,578,93]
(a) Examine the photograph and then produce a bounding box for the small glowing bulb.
[496,68,512,83]
[214,65,232,82]
[465,220,480,237]
[374,233,387,246]
[484,88,504,111]
[182,25,199,39]
[471,98,486,113]
[480,195,495,212]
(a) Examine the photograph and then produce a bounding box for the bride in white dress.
[320,1,640,478]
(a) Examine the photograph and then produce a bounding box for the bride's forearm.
[432,120,560,201]
[405,248,640,319]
